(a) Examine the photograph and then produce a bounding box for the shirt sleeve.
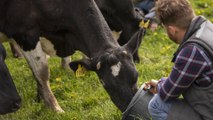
[157,45,208,102]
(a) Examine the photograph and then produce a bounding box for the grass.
[1,1,213,120]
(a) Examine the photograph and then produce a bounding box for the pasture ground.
[1,1,213,119]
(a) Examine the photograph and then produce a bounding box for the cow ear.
[123,29,144,54]
[69,58,96,72]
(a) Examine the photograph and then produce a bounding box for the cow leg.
[133,50,140,63]
[9,41,23,58]
[20,41,64,112]
[61,57,71,69]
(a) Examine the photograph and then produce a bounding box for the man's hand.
[149,22,158,31]
[143,79,159,94]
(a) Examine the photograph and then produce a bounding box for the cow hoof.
[36,93,41,102]
[61,57,71,70]
[13,52,24,58]
[61,64,70,70]
[55,107,65,113]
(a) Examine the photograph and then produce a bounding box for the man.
[135,0,156,15]
[144,0,213,120]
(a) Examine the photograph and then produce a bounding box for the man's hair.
[156,0,195,29]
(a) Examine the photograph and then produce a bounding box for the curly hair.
[156,0,195,29]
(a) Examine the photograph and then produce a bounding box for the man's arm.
[157,44,208,102]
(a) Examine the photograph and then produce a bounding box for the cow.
[9,0,144,63]
[0,43,21,115]
[0,0,145,113]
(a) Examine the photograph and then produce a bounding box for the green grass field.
[1,1,213,120]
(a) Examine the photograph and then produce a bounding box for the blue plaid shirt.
[157,44,213,101]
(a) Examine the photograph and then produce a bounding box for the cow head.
[70,29,144,112]
[0,43,21,114]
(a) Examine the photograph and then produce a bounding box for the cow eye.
[122,50,128,55]
[121,51,131,60]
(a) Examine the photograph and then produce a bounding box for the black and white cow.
[0,0,145,112]
[0,43,21,114]
[9,0,144,63]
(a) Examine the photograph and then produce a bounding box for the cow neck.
[70,0,120,58]
[75,26,119,58]
[79,38,119,58]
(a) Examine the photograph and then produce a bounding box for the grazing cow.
[0,0,145,112]
[0,43,21,115]
[9,0,144,63]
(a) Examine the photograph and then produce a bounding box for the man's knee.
[148,94,172,120]
[148,94,161,115]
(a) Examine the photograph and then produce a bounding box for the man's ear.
[167,25,177,35]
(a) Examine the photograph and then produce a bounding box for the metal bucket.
[122,84,154,120]
[122,84,203,120]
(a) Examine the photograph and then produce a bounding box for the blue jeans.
[136,0,155,15]
[148,94,174,120]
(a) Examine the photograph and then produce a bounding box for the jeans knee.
[148,95,159,115]
[148,94,172,120]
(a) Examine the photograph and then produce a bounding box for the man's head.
[156,0,195,43]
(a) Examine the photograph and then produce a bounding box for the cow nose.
[132,84,138,94]
[12,99,21,112]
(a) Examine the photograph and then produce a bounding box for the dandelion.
[56,77,62,82]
